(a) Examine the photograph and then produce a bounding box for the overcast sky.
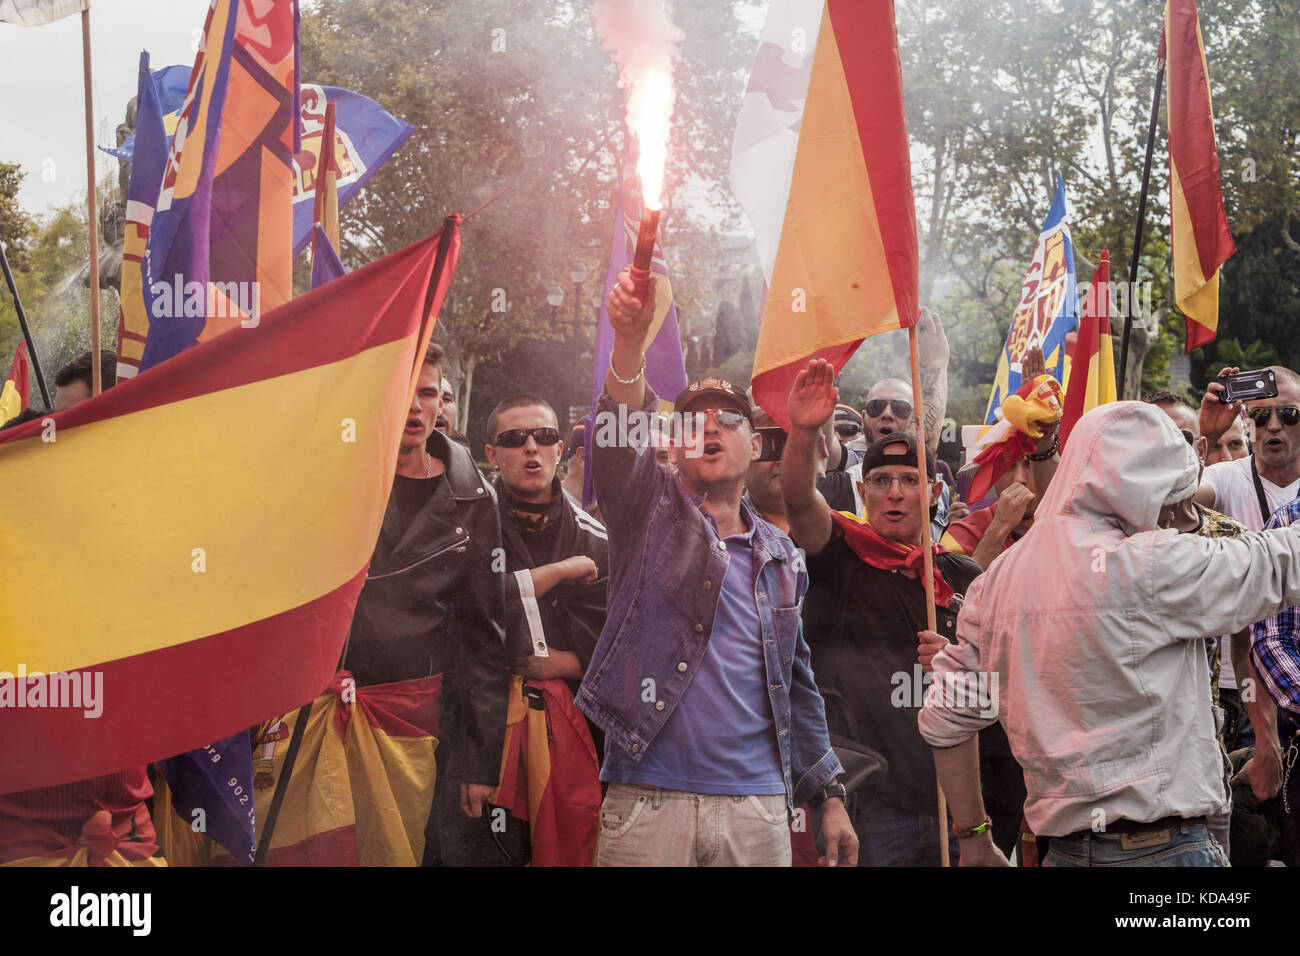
[0,0,210,216]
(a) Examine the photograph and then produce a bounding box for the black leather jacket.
[343,430,510,784]
[495,476,610,692]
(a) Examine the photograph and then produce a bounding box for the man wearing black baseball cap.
[782,357,1020,866]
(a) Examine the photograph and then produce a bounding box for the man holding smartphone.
[1196,365,1300,531]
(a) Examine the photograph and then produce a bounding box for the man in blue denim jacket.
[574,270,856,867]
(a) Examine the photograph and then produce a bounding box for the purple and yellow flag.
[141,0,300,370]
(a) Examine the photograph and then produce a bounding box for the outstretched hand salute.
[788,358,839,431]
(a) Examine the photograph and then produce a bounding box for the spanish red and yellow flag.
[0,221,462,794]
[312,98,340,258]
[748,0,918,429]
[1165,0,1235,352]
[492,676,601,867]
[1060,251,1117,447]
[156,672,443,867]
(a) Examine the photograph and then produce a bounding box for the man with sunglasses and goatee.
[578,270,856,867]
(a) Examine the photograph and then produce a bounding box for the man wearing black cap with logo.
[577,271,856,867]
[782,358,1018,865]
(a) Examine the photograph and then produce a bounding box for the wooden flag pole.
[908,322,948,866]
[80,4,102,395]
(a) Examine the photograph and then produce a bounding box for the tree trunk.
[459,353,478,434]
[1117,307,1161,400]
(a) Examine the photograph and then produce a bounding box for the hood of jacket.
[1033,401,1200,537]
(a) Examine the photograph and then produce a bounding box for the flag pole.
[80,4,103,395]
[909,322,948,867]
[0,240,53,409]
[1118,43,1166,399]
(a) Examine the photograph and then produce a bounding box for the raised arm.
[591,269,667,533]
[781,359,838,556]
[1195,366,1244,507]
[603,269,656,409]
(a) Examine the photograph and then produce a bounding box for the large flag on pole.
[140,0,300,370]
[116,52,170,377]
[0,223,462,794]
[0,0,84,26]
[742,0,919,430]
[1165,0,1235,352]
[138,0,239,371]
[983,178,1079,424]
[309,99,344,290]
[114,71,413,377]
[1060,250,1117,446]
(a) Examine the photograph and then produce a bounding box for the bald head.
[862,378,914,443]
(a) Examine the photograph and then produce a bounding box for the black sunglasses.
[835,423,862,438]
[1248,406,1300,428]
[863,398,913,419]
[493,426,561,448]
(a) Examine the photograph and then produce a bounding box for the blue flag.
[983,177,1079,423]
[157,732,257,865]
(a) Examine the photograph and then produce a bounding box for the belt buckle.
[1120,828,1171,850]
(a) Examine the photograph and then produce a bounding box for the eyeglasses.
[1180,429,1195,447]
[835,423,862,438]
[493,427,561,448]
[1248,406,1300,428]
[864,472,922,490]
[680,408,748,432]
[863,399,913,420]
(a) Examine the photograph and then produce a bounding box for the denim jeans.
[853,793,960,867]
[1043,823,1228,867]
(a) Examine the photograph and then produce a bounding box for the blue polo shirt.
[600,514,786,794]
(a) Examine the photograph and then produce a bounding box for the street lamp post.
[570,261,588,331]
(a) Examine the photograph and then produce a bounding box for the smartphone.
[756,426,787,462]
[1217,369,1278,404]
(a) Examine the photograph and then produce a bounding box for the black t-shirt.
[802,530,982,813]
[817,471,857,515]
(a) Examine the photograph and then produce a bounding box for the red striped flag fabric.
[1165,0,1235,351]
[0,221,461,794]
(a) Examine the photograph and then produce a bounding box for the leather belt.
[1064,814,1206,838]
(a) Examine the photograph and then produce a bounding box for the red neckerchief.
[829,510,954,607]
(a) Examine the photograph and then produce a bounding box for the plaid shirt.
[1252,498,1300,717]
[1194,502,1246,704]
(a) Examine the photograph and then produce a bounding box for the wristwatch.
[811,781,848,809]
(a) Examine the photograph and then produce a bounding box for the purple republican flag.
[138,0,239,371]
[584,160,689,505]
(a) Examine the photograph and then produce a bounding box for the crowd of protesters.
[3,266,1300,869]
